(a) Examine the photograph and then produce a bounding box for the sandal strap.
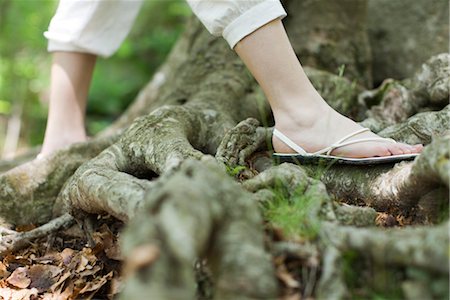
[334,128,371,145]
[312,132,397,156]
[317,137,397,156]
[273,129,307,155]
[273,128,397,156]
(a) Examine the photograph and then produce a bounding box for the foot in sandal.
[272,102,423,164]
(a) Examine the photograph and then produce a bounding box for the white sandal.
[272,128,419,165]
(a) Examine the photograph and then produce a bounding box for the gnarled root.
[321,134,449,214]
[59,104,224,221]
[0,135,117,226]
[120,158,278,299]
[360,53,450,132]
[216,118,272,168]
[378,105,449,146]
[317,221,449,299]
[322,221,448,274]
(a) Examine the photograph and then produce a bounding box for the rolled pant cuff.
[223,0,287,49]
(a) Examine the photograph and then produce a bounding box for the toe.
[374,145,392,157]
[399,143,423,154]
[398,144,414,154]
[387,144,405,156]
[413,144,424,153]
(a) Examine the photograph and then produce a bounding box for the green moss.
[263,180,321,240]
[225,165,247,178]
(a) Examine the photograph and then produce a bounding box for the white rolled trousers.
[44,0,287,58]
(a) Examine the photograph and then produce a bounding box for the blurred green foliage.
[0,0,190,153]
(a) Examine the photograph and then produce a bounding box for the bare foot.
[273,103,423,158]
[38,132,87,158]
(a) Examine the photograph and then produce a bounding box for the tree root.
[58,144,155,222]
[216,118,271,168]
[322,221,449,274]
[333,204,377,227]
[321,134,449,213]
[378,105,449,146]
[0,135,117,226]
[360,53,449,132]
[120,158,277,299]
[358,53,450,132]
[316,246,347,300]
[243,163,334,222]
[0,213,74,256]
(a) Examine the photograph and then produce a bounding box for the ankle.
[274,102,330,132]
[41,128,86,150]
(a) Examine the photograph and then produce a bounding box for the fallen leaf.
[60,248,75,266]
[75,255,89,273]
[28,264,64,292]
[78,265,101,277]
[105,243,122,261]
[33,252,60,265]
[0,287,38,300]
[92,224,115,253]
[0,262,10,279]
[44,280,74,300]
[79,271,113,294]
[6,267,30,289]
[50,271,71,293]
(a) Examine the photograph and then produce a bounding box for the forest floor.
[0,181,414,300]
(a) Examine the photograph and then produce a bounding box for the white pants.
[44,0,287,57]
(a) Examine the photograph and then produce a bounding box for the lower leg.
[40,52,96,157]
[234,20,422,157]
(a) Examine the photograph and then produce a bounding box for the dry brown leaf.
[59,280,75,299]
[79,271,113,295]
[44,280,75,300]
[60,248,76,266]
[27,264,64,293]
[92,224,114,253]
[82,248,97,263]
[6,267,30,289]
[78,265,101,277]
[105,243,122,261]
[33,252,60,265]
[0,287,38,300]
[50,270,72,293]
[4,255,30,267]
[0,220,123,299]
[0,262,10,279]
[75,255,89,273]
